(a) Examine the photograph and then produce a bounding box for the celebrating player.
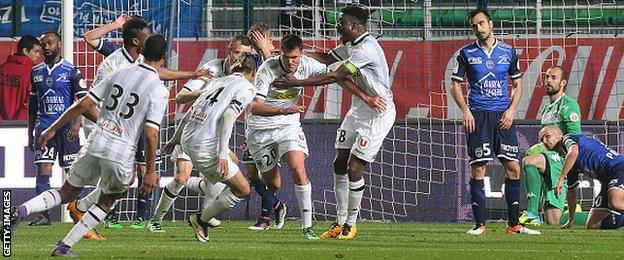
[10,34,168,256]
[520,66,581,225]
[449,9,540,235]
[539,126,624,229]
[27,31,88,226]
[272,5,392,240]
[162,54,257,242]
[146,35,254,233]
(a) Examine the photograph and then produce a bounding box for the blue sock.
[136,174,151,220]
[505,178,521,227]
[251,178,278,219]
[35,175,50,195]
[470,178,486,226]
[600,213,624,229]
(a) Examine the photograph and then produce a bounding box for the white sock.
[202,182,227,209]
[199,188,242,223]
[334,174,349,225]
[76,188,101,212]
[346,178,365,226]
[152,180,184,221]
[185,177,207,196]
[22,189,61,216]
[62,204,108,246]
[295,183,313,229]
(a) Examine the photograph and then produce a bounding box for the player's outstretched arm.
[39,97,96,148]
[249,97,304,116]
[305,51,338,65]
[141,126,159,196]
[157,67,213,81]
[175,89,206,105]
[83,14,129,51]
[449,80,475,133]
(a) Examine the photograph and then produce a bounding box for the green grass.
[9,221,624,259]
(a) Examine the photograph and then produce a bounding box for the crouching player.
[540,125,624,229]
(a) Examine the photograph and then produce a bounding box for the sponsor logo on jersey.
[468,57,482,65]
[56,72,70,82]
[33,75,44,82]
[498,54,510,64]
[273,88,300,100]
[501,143,519,153]
[101,119,124,137]
[191,110,207,124]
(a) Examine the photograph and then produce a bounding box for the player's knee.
[174,174,189,186]
[267,178,281,191]
[232,184,251,198]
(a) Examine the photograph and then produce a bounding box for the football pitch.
[8,221,624,259]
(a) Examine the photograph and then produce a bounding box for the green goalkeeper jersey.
[526,94,581,156]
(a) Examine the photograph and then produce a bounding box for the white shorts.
[185,149,239,183]
[67,148,133,194]
[246,124,308,173]
[335,107,396,162]
[170,144,191,162]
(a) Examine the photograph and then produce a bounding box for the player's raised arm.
[83,14,128,56]
[39,96,97,148]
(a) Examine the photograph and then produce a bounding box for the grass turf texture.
[9,221,624,259]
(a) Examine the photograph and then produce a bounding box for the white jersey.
[336,32,394,119]
[85,47,144,132]
[86,63,168,163]
[181,73,255,157]
[182,58,226,93]
[246,55,326,130]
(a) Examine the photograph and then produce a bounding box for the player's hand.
[364,96,387,112]
[114,14,131,28]
[271,75,297,89]
[38,128,56,150]
[282,105,306,114]
[240,140,248,151]
[162,142,175,155]
[193,68,214,81]
[140,172,159,196]
[250,30,275,57]
[558,220,574,229]
[500,108,515,130]
[67,121,81,141]
[218,159,228,177]
[555,179,564,198]
[462,109,476,133]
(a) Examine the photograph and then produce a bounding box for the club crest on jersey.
[468,57,482,65]
[358,136,370,148]
[475,147,483,157]
[486,59,495,69]
[570,112,580,122]
[46,77,53,86]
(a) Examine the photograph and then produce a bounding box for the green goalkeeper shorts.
[542,150,567,211]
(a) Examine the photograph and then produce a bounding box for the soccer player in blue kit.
[449,9,540,235]
[27,31,88,226]
[539,125,624,230]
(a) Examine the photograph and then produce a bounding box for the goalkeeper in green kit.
[520,66,582,226]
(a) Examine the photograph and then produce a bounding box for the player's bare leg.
[543,206,563,225]
[189,171,251,242]
[321,149,350,239]
[504,160,541,235]
[52,191,124,256]
[467,162,487,235]
[283,150,318,239]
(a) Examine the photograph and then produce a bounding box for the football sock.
[523,164,542,216]
[470,178,486,226]
[186,176,207,196]
[200,188,242,223]
[136,174,151,220]
[505,178,521,226]
[251,178,277,219]
[295,183,313,228]
[152,180,184,221]
[201,181,227,210]
[76,188,101,212]
[35,175,50,195]
[21,189,61,217]
[62,204,108,247]
[334,173,349,225]
[346,178,365,226]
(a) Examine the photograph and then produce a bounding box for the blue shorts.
[33,127,80,168]
[589,162,624,210]
[135,132,162,165]
[466,110,519,165]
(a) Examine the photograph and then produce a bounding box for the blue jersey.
[95,39,121,57]
[30,59,88,129]
[563,134,624,180]
[451,40,522,112]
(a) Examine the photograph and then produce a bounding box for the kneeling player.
[540,125,624,229]
[163,54,256,242]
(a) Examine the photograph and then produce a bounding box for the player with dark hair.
[449,9,540,235]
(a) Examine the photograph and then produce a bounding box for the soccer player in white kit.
[272,6,392,240]
[162,54,257,242]
[146,35,253,233]
[10,34,169,256]
[245,34,329,239]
